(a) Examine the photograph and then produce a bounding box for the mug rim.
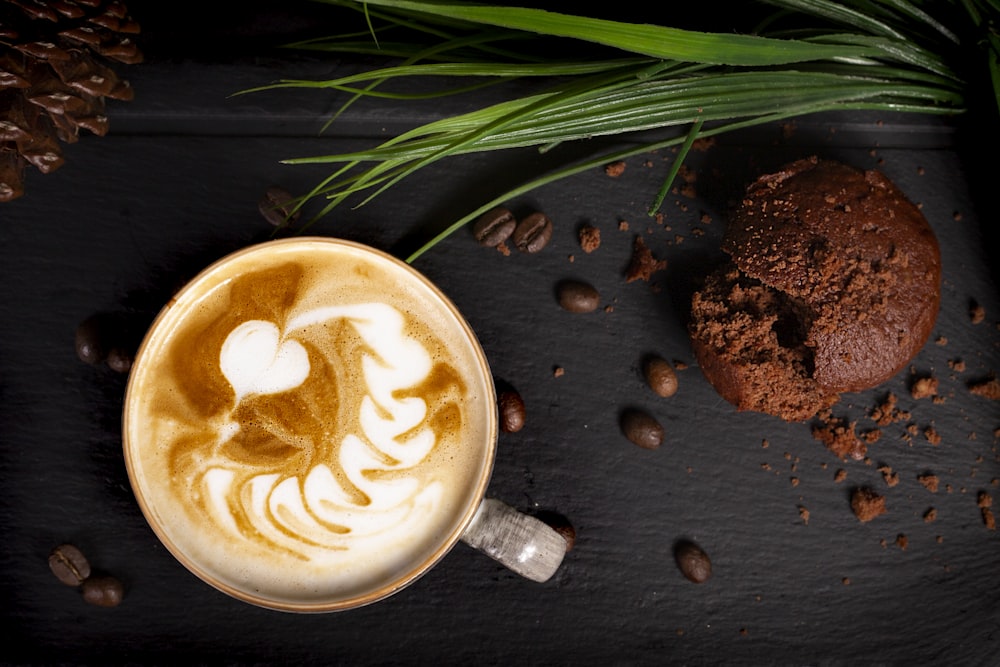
[122,236,498,612]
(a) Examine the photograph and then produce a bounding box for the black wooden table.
[3,3,998,665]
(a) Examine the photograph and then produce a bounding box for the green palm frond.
[242,0,998,261]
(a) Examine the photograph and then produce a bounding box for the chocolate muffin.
[689,156,941,422]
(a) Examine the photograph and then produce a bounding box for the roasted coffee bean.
[498,389,526,433]
[557,279,600,313]
[675,540,712,583]
[258,185,301,227]
[472,207,516,247]
[81,575,124,607]
[49,544,91,586]
[106,346,134,374]
[535,510,576,552]
[644,355,678,398]
[75,313,109,365]
[620,408,663,449]
[511,212,553,253]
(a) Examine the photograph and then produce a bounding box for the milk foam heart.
[220,320,310,401]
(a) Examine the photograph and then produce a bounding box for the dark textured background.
[2,2,998,665]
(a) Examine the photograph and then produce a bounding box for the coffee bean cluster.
[473,207,553,254]
[75,313,136,374]
[48,543,125,607]
[615,356,681,447]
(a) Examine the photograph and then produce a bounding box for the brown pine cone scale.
[0,0,141,202]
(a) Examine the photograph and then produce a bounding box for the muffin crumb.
[625,235,667,283]
[979,492,996,530]
[604,160,626,178]
[851,487,887,522]
[871,392,910,425]
[812,415,865,461]
[918,473,940,493]
[578,225,601,253]
[970,300,985,324]
[910,375,938,399]
[878,465,900,487]
[969,377,1000,400]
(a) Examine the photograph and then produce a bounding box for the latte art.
[124,239,495,609]
[206,302,446,559]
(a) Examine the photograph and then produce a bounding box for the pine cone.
[0,0,142,202]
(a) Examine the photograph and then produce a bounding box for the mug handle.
[459,498,567,582]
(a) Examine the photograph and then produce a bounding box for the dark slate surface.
[2,3,999,665]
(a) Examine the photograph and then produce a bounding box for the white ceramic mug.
[122,237,566,612]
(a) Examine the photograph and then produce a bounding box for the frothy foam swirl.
[206,302,445,560]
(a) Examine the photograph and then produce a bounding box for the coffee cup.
[122,237,566,612]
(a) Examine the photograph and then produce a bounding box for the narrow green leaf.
[251,58,656,92]
[345,0,881,65]
[758,0,910,38]
[648,118,704,217]
[875,0,961,43]
[805,33,958,79]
